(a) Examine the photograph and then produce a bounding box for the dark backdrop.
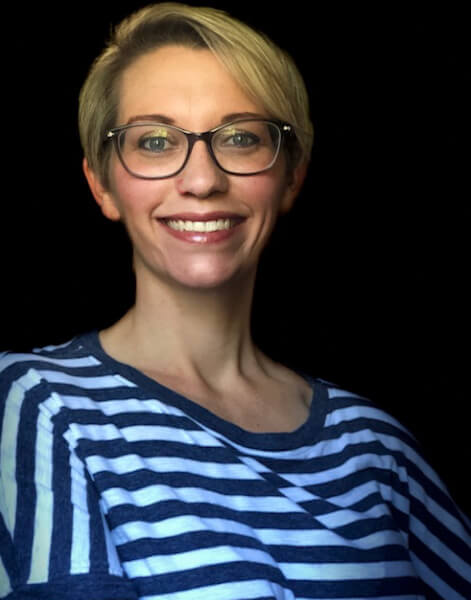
[2,3,469,511]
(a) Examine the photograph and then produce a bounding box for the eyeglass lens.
[116,120,282,177]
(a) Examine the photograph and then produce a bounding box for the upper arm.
[0,363,138,600]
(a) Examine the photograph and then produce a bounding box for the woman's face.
[86,45,306,291]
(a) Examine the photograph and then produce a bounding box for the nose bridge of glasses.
[185,130,219,164]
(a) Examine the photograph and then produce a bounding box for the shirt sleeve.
[405,446,471,599]
[0,360,138,600]
[378,406,471,600]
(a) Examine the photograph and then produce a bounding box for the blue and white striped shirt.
[1,331,470,599]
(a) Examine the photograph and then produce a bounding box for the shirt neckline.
[77,329,329,452]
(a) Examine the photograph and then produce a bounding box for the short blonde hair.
[78,2,313,187]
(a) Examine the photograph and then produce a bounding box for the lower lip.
[158,220,244,244]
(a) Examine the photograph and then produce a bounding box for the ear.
[278,160,309,215]
[82,158,121,222]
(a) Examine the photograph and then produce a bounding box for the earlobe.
[279,160,308,215]
[82,158,121,222]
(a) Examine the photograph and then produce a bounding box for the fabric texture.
[0,331,470,600]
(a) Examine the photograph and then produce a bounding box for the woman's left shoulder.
[312,376,416,442]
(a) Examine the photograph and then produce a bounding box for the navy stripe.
[14,384,44,583]
[49,410,74,579]
[1,333,469,600]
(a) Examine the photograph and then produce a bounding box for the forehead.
[118,45,265,126]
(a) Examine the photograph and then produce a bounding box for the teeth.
[166,219,234,232]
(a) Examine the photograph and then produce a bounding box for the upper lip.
[158,212,245,221]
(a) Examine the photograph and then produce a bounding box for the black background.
[2,3,469,511]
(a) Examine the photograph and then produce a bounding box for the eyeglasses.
[104,118,293,179]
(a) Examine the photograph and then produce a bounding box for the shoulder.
[316,376,415,438]
[313,376,428,472]
[0,333,101,395]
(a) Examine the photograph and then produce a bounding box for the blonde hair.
[78,2,313,187]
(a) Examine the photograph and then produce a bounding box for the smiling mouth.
[163,218,242,232]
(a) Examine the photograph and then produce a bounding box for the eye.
[218,127,260,148]
[138,133,171,153]
[133,126,181,154]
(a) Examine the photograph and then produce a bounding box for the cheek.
[108,164,166,218]
[240,173,289,218]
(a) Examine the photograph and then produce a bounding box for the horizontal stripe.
[88,454,263,479]
[124,545,278,578]
[102,483,301,513]
[280,452,409,487]
[140,578,293,600]
[280,559,416,580]
[36,369,135,389]
[1,333,469,600]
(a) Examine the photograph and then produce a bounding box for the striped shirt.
[0,331,470,600]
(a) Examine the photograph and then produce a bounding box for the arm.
[0,360,138,600]
[405,449,471,599]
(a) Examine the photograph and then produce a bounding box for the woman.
[0,3,469,599]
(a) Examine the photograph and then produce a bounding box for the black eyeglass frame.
[104,118,294,179]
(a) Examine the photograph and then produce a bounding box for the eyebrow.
[126,114,176,125]
[125,112,267,128]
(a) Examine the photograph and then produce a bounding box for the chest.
[71,415,421,599]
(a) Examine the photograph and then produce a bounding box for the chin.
[167,255,258,292]
[173,267,243,291]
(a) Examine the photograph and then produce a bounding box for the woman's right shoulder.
[0,333,95,389]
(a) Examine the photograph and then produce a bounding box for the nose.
[175,139,229,198]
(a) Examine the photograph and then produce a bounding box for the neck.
[101,266,262,386]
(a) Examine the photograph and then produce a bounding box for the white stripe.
[0,557,12,597]
[37,369,134,389]
[70,454,90,574]
[64,422,223,447]
[327,388,363,400]
[28,389,67,583]
[325,403,410,435]
[33,339,78,352]
[281,452,409,487]
[256,527,407,549]
[0,352,100,370]
[123,545,277,578]
[103,484,301,513]
[100,507,124,576]
[410,551,468,600]
[1,369,45,538]
[1,383,24,536]
[121,425,224,446]
[112,515,406,552]
[112,515,251,545]
[87,454,261,480]
[316,500,391,528]
[140,579,294,600]
[59,395,190,420]
[280,559,416,581]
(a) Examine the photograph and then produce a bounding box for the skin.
[84,45,311,432]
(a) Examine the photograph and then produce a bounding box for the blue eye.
[231,132,258,147]
[223,131,259,148]
[139,136,169,152]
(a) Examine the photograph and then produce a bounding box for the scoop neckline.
[77,329,329,451]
